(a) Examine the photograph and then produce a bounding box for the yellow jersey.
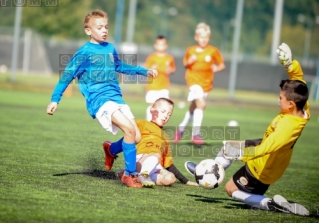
[242,60,310,184]
[136,120,173,168]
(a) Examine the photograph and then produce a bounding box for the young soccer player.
[46,9,158,188]
[108,98,198,187]
[144,35,176,121]
[184,43,310,216]
[174,22,225,145]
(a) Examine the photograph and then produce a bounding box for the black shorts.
[233,165,270,195]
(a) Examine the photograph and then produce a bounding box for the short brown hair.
[84,9,108,28]
[279,80,309,110]
[153,98,174,107]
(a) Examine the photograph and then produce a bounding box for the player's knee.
[163,172,176,185]
[158,172,176,186]
[123,125,136,139]
[225,181,233,197]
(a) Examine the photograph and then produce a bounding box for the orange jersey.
[136,120,173,168]
[184,45,224,92]
[242,61,310,184]
[144,52,176,91]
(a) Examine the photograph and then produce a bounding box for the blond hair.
[84,9,108,28]
[195,22,211,35]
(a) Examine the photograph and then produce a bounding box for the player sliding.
[184,43,310,216]
[105,98,198,187]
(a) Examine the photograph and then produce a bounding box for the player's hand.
[186,181,199,186]
[151,64,158,69]
[147,69,158,79]
[46,102,58,115]
[187,54,197,65]
[222,140,245,161]
[276,43,292,69]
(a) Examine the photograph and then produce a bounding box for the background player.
[184,43,310,216]
[174,22,225,145]
[144,35,176,121]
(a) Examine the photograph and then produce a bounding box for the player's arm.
[113,48,158,78]
[277,43,310,113]
[223,118,295,161]
[47,53,85,115]
[245,138,262,147]
[166,56,176,75]
[212,49,226,73]
[166,164,198,186]
[183,48,196,68]
[222,138,262,159]
[277,43,305,83]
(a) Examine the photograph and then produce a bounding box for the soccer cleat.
[184,161,197,176]
[173,129,183,143]
[121,173,142,188]
[192,135,204,145]
[103,141,117,171]
[267,195,310,216]
[138,172,155,188]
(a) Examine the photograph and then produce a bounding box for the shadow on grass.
[186,193,238,204]
[53,169,118,180]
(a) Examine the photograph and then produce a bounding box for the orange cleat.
[121,173,142,188]
[103,141,117,171]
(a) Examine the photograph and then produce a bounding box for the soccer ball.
[228,120,238,126]
[194,159,225,189]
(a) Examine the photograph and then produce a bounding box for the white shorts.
[145,89,169,104]
[187,85,209,101]
[96,101,134,135]
[136,154,164,182]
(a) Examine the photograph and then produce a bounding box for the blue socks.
[122,140,137,175]
[109,137,137,175]
[110,137,123,155]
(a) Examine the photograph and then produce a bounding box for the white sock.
[232,190,270,210]
[192,108,203,136]
[146,105,152,121]
[140,155,159,174]
[215,150,233,170]
[178,111,193,132]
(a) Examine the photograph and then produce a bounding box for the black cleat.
[184,161,197,176]
[267,195,309,216]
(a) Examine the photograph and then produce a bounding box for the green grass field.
[1,75,319,223]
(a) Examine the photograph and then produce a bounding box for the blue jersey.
[51,41,148,118]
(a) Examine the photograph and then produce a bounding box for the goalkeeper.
[185,43,310,216]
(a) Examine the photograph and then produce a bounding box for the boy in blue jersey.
[46,9,158,188]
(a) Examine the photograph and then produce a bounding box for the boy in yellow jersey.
[114,98,198,187]
[184,43,310,216]
[144,35,176,121]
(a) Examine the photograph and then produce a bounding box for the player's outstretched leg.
[267,195,310,216]
[103,141,118,170]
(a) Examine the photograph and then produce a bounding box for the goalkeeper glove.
[276,43,292,69]
[222,140,245,161]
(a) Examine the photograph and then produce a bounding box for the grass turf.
[1,86,319,223]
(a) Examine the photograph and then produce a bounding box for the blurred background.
[1,0,319,100]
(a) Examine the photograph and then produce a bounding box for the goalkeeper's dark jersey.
[242,60,310,185]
